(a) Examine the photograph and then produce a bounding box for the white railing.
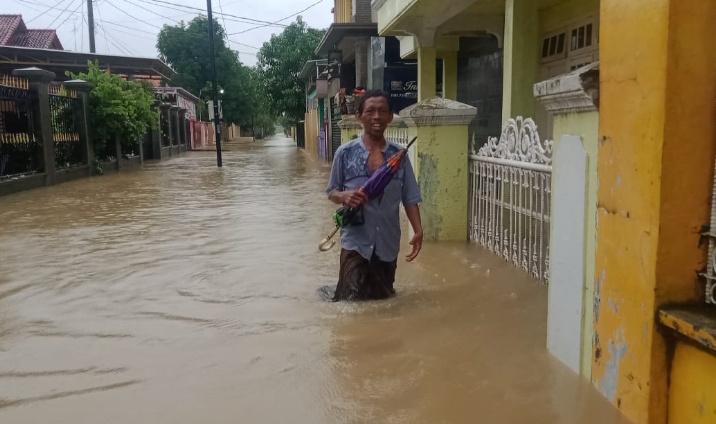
[351,123,414,166]
[469,117,553,283]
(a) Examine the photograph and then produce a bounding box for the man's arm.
[326,148,367,208]
[404,204,422,262]
[401,157,423,262]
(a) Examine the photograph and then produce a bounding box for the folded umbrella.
[319,136,417,252]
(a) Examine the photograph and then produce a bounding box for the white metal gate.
[469,117,553,283]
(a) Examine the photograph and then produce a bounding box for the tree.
[68,61,157,163]
[156,16,254,127]
[257,17,325,126]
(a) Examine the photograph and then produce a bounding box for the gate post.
[13,67,56,185]
[337,115,361,144]
[170,106,180,152]
[64,79,94,173]
[399,98,477,241]
[178,108,187,151]
[157,103,170,159]
[534,62,600,377]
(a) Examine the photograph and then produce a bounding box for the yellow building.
[371,0,716,423]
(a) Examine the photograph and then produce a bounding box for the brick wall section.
[353,0,373,23]
[355,40,368,87]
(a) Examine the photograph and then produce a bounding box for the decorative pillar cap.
[159,102,171,109]
[398,97,477,126]
[533,62,599,114]
[63,79,93,92]
[387,114,408,128]
[338,115,361,130]
[12,67,55,83]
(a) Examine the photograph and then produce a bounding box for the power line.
[103,0,163,30]
[98,20,151,39]
[229,40,260,50]
[141,0,287,28]
[47,0,79,27]
[116,0,181,24]
[228,0,325,35]
[95,1,110,52]
[101,20,155,36]
[103,26,138,55]
[218,0,229,44]
[13,0,83,16]
[56,0,84,29]
[26,0,67,24]
[80,6,84,51]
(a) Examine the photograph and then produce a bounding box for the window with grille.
[541,15,599,71]
[570,22,596,53]
[541,32,567,62]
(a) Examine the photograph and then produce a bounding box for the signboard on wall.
[383,64,443,112]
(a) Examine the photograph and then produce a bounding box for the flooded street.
[0,136,628,424]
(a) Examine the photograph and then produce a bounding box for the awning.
[314,23,379,56]
[0,45,175,82]
[307,89,317,99]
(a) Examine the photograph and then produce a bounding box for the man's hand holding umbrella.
[340,189,368,209]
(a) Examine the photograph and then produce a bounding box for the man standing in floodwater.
[325,90,423,301]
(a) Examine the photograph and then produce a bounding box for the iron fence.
[161,112,170,147]
[49,84,83,169]
[0,75,40,179]
[121,136,141,158]
[469,117,553,283]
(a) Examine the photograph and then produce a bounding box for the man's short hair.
[356,90,392,114]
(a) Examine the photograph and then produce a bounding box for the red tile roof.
[10,29,63,49]
[0,14,63,50]
[0,15,23,45]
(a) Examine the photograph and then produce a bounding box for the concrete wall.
[552,111,599,377]
[502,0,539,122]
[593,0,716,422]
[669,343,716,424]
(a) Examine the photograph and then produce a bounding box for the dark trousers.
[333,249,397,301]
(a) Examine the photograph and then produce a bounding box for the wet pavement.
[0,136,630,423]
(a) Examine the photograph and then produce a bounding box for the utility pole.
[86,0,96,53]
[206,0,223,167]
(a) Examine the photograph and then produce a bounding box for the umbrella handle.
[318,226,340,252]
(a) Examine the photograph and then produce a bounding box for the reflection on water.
[0,137,627,423]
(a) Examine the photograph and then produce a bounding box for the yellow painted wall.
[593,1,716,423]
[669,344,716,424]
[539,0,599,34]
[552,111,599,379]
[304,109,320,157]
[339,116,362,145]
[335,0,352,23]
[418,47,437,102]
[502,0,539,122]
[376,0,419,34]
[441,51,458,101]
[409,124,468,241]
[341,127,362,145]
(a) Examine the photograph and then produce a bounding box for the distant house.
[0,15,63,50]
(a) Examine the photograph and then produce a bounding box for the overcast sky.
[8,0,334,67]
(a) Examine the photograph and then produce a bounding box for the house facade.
[371,1,716,423]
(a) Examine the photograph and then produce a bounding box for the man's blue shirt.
[326,137,422,262]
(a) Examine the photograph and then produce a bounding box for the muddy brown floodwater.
[0,136,630,423]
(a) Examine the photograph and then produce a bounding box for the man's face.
[356,96,393,139]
